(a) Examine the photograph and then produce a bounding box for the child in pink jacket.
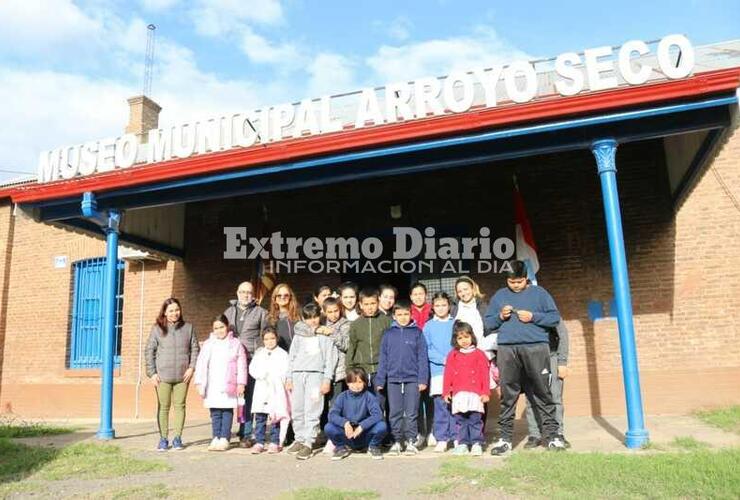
[194,315,247,451]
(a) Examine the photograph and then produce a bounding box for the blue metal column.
[82,192,121,440]
[591,139,649,448]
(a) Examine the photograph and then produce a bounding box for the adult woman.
[267,283,301,351]
[452,276,487,341]
[145,298,199,451]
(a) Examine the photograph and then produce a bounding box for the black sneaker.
[369,446,383,460]
[296,445,313,460]
[331,447,351,461]
[547,437,566,451]
[523,436,542,449]
[558,434,572,449]
[490,439,512,456]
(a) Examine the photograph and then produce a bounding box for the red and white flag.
[513,177,539,284]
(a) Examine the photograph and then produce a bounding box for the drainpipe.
[135,260,145,419]
[81,192,121,440]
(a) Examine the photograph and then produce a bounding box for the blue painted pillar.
[591,139,649,448]
[81,192,121,440]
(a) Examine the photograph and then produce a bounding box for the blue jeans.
[210,408,234,439]
[325,421,387,449]
[433,395,456,442]
[254,413,280,445]
[455,411,484,446]
[238,374,256,438]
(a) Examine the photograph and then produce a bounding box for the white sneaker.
[490,439,512,456]
[323,440,335,455]
[470,443,483,456]
[547,437,566,451]
[404,443,419,456]
[427,434,437,446]
[434,441,448,453]
[207,437,219,451]
[217,437,231,451]
[388,442,402,456]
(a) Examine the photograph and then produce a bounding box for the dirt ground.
[7,414,740,499]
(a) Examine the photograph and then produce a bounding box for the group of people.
[144,259,570,459]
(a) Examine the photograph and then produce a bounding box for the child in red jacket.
[443,321,491,456]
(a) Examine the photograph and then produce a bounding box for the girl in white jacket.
[249,326,291,453]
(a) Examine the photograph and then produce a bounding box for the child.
[378,284,397,316]
[423,292,455,452]
[347,288,392,390]
[194,315,247,452]
[325,367,388,461]
[443,321,490,456]
[410,282,433,448]
[339,282,360,321]
[410,282,432,329]
[375,300,429,456]
[249,326,290,454]
[286,303,338,460]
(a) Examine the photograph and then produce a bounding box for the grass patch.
[0,416,78,438]
[426,449,740,499]
[670,436,711,450]
[695,405,740,435]
[79,483,211,499]
[279,487,380,500]
[0,439,169,484]
[0,479,47,498]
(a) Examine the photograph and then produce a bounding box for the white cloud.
[387,16,412,42]
[139,0,180,11]
[240,26,302,68]
[366,26,533,83]
[306,53,357,97]
[189,0,284,36]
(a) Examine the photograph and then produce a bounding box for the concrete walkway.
[8,414,740,499]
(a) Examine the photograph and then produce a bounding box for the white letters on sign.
[37,34,696,183]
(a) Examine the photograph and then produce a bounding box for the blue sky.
[1,0,739,181]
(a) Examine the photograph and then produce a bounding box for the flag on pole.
[254,205,276,305]
[513,175,539,285]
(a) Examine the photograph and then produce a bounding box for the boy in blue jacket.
[325,367,387,460]
[375,300,429,456]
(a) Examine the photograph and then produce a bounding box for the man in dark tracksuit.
[223,281,268,447]
[484,260,566,454]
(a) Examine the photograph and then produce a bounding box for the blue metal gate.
[69,258,124,369]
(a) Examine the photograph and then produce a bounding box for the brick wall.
[1,124,739,419]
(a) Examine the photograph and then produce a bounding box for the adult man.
[523,321,570,448]
[224,281,269,447]
[484,260,566,455]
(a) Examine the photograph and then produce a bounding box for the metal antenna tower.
[143,24,156,96]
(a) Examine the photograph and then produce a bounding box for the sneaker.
[470,443,483,456]
[287,442,305,455]
[524,436,542,449]
[296,445,313,460]
[156,438,169,452]
[414,435,427,449]
[251,443,265,454]
[217,437,231,451]
[171,436,184,450]
[207,437,219,451]
[434,441,448,453]
[239,437,255,449]
[404,443,419,456]
[452,444,469,456]
[547,437,566,451]
[558,434,572,449]
[427,434,437,447]
[323,440,335,455]
[331,446,351,461]
[388,442,402,456]
[490,439,512,456]
[369,446,383,460]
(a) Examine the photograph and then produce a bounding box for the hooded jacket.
[347,312,391,375]
[223,299,269,355]
[193,330,248,398]
[374,320,429,387]
[287,321,338,383]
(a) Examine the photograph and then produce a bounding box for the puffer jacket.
[145,322,199,383]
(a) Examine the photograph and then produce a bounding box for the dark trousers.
[432,395,456,442]
[254,413,280,445]
[387,382,420,443]
[418,389,434,439]
[238,374,256,438]
[321,380,346,430]
[210,408,234,439]
[498,343,559,442]
[325,421,387,449]
[455,411,484,446]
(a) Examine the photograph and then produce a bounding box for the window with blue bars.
[68,258,125,369]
